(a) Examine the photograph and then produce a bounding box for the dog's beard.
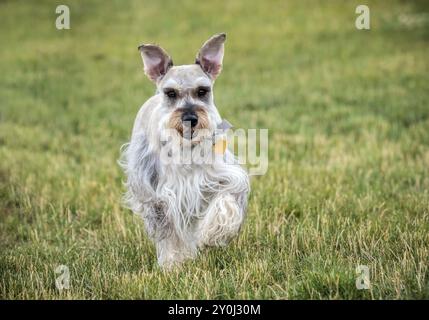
[183,126,214,145]
[182,124,195,141]
[159,112,215,167]
[158,127,215,167]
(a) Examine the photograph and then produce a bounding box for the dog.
[120,33,250,268]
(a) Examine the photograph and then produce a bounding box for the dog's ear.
[196,33,226,80]
[138,44,173,83]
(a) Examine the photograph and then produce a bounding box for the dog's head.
[138,34,226,144]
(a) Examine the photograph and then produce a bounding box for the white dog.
[120,33,249,268]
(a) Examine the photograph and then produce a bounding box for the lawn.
[1,0,428,299]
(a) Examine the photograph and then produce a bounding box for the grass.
[1,0,429,299]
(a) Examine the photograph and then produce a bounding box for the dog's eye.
[165,90,177,99]
[197,87,208,98]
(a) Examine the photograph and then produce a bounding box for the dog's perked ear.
[195,33,226,80]
[138,44,173,83]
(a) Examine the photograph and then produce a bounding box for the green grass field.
[1,0,429,299]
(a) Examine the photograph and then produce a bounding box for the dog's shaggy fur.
[120,34,249,268]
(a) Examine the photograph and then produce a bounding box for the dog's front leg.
[155,232,197,269]
[143,203,197,268]
[196,194,244,247]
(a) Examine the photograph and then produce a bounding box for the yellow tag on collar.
[213,138,227,154]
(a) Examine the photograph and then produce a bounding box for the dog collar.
[212,119,232,154]
[217,119,233,131]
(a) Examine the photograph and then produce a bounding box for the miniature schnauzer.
[120,33,249,268]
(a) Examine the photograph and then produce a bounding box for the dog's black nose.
[181,112,198,128]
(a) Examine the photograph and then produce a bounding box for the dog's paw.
[156,237,197,269]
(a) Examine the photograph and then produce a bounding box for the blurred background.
[1,0,428,299]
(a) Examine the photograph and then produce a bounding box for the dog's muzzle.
[181,106,199,140]
[181,114,198,140]
[181,110,198,128]
[168,105,212,141]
